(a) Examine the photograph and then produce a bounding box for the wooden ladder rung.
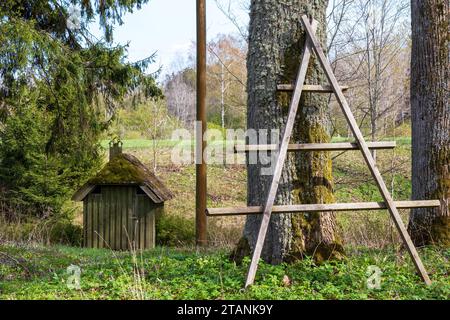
[277,84,349,93]
[234,141,396,153]
[206,200,441,216]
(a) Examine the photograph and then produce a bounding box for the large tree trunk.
[232,0,343,264]
[409,0,449,247]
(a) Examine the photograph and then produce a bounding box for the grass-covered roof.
[72,153,173,203]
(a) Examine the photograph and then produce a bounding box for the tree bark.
[232,0,344,264]
[409,0,450,246]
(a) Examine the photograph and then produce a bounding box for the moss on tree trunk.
[233,0,344,265]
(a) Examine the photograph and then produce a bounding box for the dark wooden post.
[196,0,207,246]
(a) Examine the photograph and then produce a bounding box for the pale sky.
[89,0,249,80]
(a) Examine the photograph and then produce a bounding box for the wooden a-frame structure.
[206,16,440,287]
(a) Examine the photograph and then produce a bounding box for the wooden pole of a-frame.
[196,0,207,246]
[300,15,431,285]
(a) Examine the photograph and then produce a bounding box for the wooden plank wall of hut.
[83,186,156,250]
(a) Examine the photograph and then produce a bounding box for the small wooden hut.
[72,141,173,250]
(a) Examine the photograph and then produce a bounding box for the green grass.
[0,244,448,300]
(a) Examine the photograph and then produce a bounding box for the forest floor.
[0,244,448,300]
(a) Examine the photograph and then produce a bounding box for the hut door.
[106,186,137,250]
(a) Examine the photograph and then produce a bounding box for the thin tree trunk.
[221,63,226,128]
[232,0,344,264]
[409,0,449,246]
